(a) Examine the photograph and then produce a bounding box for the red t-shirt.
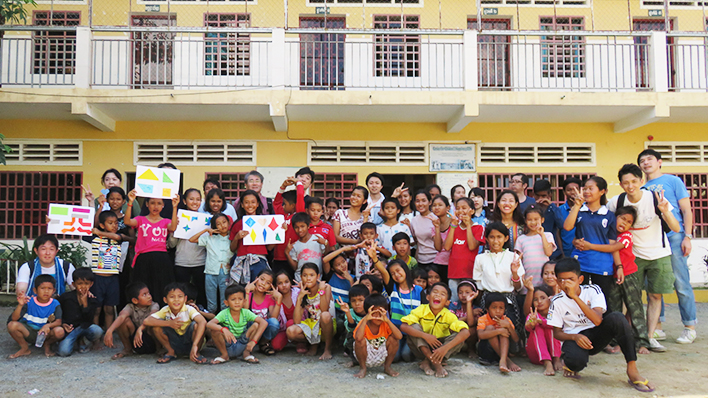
[309,220,336,248]
[272,185,305,261]
[617,231,637,275]
[229,219,268,257]
[448,224,485,279]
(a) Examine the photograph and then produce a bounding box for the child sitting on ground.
[548,258,654,392]
[477,292,521,373]
[58,268,102,356]
[353,294,403,378]
[244,270,282,356]
[286,263,335,360]
[104,281,160,359]
[400,283,471,378]
[389,232,417,270]
[448,280,480,358]
[208,284,268,364]
[143,282,208,364]
[359,274,384,296]
[338,284,370,364]
[524,284,562,375]
[7,275,64,358]
[89,210,123,330]
[287,212,326,281]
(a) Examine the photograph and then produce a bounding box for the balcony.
[1,26,707,132]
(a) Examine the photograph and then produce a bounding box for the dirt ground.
[1,303,707,398]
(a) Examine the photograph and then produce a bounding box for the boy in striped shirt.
[90,211,123,329]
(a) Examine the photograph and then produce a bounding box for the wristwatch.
[686,233,693,239]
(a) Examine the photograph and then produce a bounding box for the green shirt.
[215,308,257,337]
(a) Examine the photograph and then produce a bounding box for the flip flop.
[563,366,581,379]
[260,343,276,356]
[629,379,655,393]
[211,357,228,365]
[242,355,260,364]
[157,354,177,364]
[194,355,208,364]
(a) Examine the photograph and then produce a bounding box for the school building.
[1,0,708,286]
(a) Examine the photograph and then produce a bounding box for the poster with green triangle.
[134,165,181,199]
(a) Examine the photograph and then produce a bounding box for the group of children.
[8,162,675,392]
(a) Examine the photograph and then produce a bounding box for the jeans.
[57,324,103,357]
[247,318,280,342]
[660,233,698,326]
[206,268,228,314]
[394,334,414,363]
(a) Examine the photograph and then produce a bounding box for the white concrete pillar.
[269,28,285,89]
[463,30,478,92]
[649,31,668,93]
[75,27,92,89]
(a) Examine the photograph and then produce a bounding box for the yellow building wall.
[14,0,708,31]
[3,119,707,199]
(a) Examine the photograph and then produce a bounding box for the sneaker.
[653,329,667,341]
[649,338,667,352]
[676,328,697,344]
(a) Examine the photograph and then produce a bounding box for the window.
[205,173,248,203]
[644,142,708,165]
[478,143,595,166]
[309,142,427,165]
[674,173,708,238]
[0,172,83,239]
[3,141,82,165]
[32,11,80,75]
[311,173,359,206]
[477,173,595,209]
[374,15,420,77]
[134,142,256,165]
[540,17,585,78]
[204,13,251,76]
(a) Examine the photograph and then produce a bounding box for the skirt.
[132,251,174,307]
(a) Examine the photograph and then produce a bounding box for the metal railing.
[478,32,653,92]
[92,29,271,89]
[668,34,708,92]
[2,27,706,92]
[284,33,464,90]
[2,259,19,295]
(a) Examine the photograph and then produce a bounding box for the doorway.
[381,174,436,198]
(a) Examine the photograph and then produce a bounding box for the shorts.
[162,322,196,356]
[90,274,120,307]
[297,319,321,345]
[7,319,39,343]
[354,339,388,368]
[130,330,157,355]
[635,256,675,294]
[225,333,251,358]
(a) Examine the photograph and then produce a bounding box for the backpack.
[28,259,73,280]
[617,189,670,247]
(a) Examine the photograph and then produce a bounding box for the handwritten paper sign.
[242,215,285,246]
[174,210,212,240]
[134,165,181,199]
[47,204,95,236]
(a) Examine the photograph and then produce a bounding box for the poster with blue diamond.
[242,215,285,245]
[174,209,212,240]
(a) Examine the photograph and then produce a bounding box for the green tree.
[1,0,37,25]
[0,133,10,165]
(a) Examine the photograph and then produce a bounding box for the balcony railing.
[1,27,706,92]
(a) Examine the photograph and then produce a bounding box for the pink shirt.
[514,232,556,285]
[249,292,276,319]
[410,214,438,264]
[134,216,170,255]
[433,228,451,265]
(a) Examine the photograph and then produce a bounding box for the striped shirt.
[387,283,423,326]
[514,232,556,286]
[329,273,353,310]
[22,297,62,330]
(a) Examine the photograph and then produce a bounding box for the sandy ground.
[1,303,707,398]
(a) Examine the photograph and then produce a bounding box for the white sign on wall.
[429,144,476,172]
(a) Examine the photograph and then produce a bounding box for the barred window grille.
[540,17,585,78]
[32,11,80,75]
[204,13,251,76]
[374,15,421,78]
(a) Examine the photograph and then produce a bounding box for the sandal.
[563,366,581,379]
[260,343,275,356]
[242,355,260,364]
[157,354,177,364]
[629,379,655,393]
[194,355,208,364]
[211,357,229,365]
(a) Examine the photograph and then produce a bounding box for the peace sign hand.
[391,183,408,199]
[336,297,350,313]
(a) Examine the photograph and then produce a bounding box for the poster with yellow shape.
[135,165,181,199]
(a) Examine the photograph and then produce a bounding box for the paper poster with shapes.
[134,165,181,199]
[174,210,212,240]
[47,204,96,236]
[241,215,285,246]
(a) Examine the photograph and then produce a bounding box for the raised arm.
[124,190,138,228]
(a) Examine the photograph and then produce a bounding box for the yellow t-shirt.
[401,304,469,339]
[151,304,200,335]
